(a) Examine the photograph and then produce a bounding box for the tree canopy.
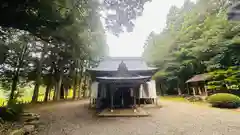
[0,0,151,37]
[0,0,152,103]
[143,0,240,94]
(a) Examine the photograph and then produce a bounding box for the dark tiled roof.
[228,2,240,21]
[186,73,212,83]
[96,76,151,83]
[96,76,151,80]
[88,57,157,71]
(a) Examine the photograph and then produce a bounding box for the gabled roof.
[96,76,151,83]
[186,73,212,83]
[88,57,157,71]
[96,76,151,80]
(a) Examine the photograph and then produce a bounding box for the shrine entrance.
[87,57,158,115]
[98,82,141,110]
[113,87,132,108]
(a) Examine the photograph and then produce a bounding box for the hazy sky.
[107,0,186,57]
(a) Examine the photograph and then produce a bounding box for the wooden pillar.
[155,97,158,106]
[110,93,114,112]
[204,85,208,96]
[133,89,136,107]
[138,99,141,106]
[110,85,114,112]
[192,87,196,96]
[187,83,190,95]
[198,87,202,95]
[138,86,141,107]
[133,88,136,112]
[121,90,124,107]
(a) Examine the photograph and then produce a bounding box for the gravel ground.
[32,100,240,135]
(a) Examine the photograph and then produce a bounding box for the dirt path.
[32,100,240,135]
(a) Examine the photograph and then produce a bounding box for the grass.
[0,86,77,106]
[160,96,188,102]
[0,98,6,106]
[160,96,240,114]
[160,96,208,106]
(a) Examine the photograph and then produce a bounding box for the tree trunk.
[78,65,84,99]
[72,59,80,100]
[72,73,78,100]
[32,60,42,102]
[60,84,64,99]
[82,60,90,98]
[156,80,164,96]
[32,82,40,102]
[44,84,51,102]
[177,88,182,95]
[8,42,28,103]
[53,72,63,101]
[43,64,54,102]
[78,78,82,99]
[9,75,18,101]
[82,74,88,98]
[88,78,92,96]
[160,83,165,96]
[64,86,69,99]
[177,78,182,96]
[48,89,52,101]
[78,71,83,99]
[53,83,57,100]
[32,43,47,103]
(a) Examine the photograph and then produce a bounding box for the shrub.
[0,100,24,121]
[207,93,240,108]
[186,96,204,102]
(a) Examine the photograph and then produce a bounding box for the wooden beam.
[198,87,202,95]
[192,87,196,96]
[204,85,208,96]
[133,88,136,112]
[110,85,114,112]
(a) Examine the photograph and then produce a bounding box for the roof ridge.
[105,57,143,60]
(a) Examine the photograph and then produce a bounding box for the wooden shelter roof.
[186,73,212,83]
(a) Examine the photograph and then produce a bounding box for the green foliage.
[103,0,151,35]
[207,67,240,90]
[0,0,110,102]
[0,98,5,106]
[207,93,240,108]
[0,0,150,37]
[0,100,24,121]
[0,0,148,102]
[143,0,240,94]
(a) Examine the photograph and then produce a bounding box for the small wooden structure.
[228,2,240,21]
[87,57,158,114]
[186,73,212,96]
